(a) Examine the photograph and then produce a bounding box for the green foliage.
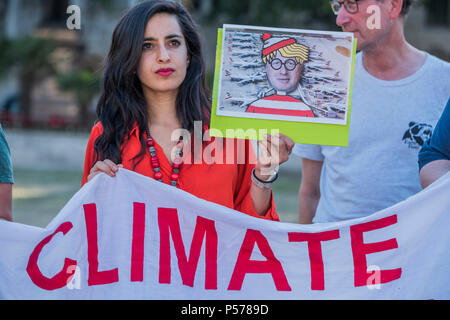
[0,38,11,76]
[56,70,101,105]
[200,0,336,28]
[57,69,101,125]
[95,0,118,12]
[0,36,55,78]
[0,36,57,125]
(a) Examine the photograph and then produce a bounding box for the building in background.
[0,0,141,128]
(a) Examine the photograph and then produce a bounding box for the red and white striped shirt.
[246,94,314,117]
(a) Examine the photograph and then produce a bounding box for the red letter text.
[83,203,119,286]
[158,208,218,289]
[350,215,402,287]
[26,222,77,291]
[228,229,291,291]
[288,230,340,290]
[131,202,146,282]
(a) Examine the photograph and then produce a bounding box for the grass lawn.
[12,167,300,228]
[12,168,83,228]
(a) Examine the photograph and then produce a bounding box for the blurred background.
[1,0,449,227]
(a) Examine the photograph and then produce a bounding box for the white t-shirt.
[293,52,450,223]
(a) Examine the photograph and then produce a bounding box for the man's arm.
[298,158,323,224]
[0,183,12,221]
[419,160,450,189]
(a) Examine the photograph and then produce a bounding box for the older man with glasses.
[293,0,450,224]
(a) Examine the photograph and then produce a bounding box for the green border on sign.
[210,28,357,146]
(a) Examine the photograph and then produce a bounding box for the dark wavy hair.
[94,0,210,167]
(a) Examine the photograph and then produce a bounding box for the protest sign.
[1,169,449,299]
[211,25,357,146]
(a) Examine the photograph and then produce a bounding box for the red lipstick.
[156,68,174,76]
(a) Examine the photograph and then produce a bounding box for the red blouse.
[81,122,279,221]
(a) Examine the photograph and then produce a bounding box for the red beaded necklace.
[146,131,184,187]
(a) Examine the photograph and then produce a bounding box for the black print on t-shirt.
[402,121,433,149]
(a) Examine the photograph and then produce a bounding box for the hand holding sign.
[88,160,123,181]
[255,133,294,179]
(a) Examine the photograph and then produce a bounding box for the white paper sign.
[1,169,449,299]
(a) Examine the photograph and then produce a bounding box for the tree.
[56,69,101,128]
[0,36,56,126]
[195,0,336,29]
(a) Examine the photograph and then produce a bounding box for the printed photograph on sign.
[215,24,355,125]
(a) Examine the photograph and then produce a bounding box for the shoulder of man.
[426,54,450,98]
[423,53,450,75]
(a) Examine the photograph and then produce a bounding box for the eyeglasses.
[269,58,298,71]
[330,0,361,15]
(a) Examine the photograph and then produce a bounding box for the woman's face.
[265,51,303,94]
[137,13,189,97]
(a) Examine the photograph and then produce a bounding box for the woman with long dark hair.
[81,0,293,220]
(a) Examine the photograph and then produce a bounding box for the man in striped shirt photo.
[246,33,315,118]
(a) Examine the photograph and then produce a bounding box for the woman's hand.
[255,133,294,180]
[250,133,294,216]
[87,159,123,182]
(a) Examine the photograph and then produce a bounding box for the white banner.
[1,169,449,300]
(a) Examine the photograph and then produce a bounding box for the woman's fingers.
[278,133,295,161]
[256,135,279,177]
[259,133,294,167]
[87,160,121,182]
[258,139,272,166]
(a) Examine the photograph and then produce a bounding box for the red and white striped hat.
[261,33,309,65]
[261,33,296,57]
